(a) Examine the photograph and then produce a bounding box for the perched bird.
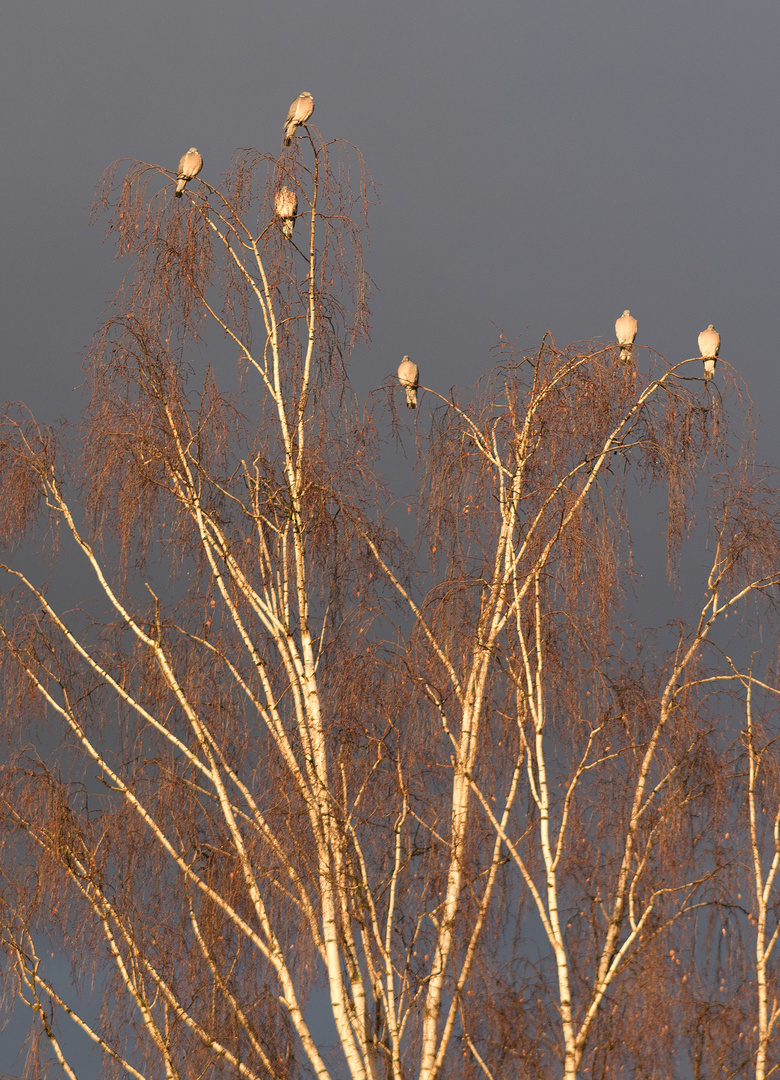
[698,324,720,380]
[398,356,419,409]
[615,310,638,364]
[175,148,203,198]
[283,92,315,146]
[275,187,298,239]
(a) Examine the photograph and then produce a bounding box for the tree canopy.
[1,125,779,1080]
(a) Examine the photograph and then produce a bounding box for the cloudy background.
[4,0,779,436]
[1,0,778,1070]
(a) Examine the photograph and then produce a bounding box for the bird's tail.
[284,123,295,146]
[175,178,186,198]
[282,219,294,239]
[703,359,716,380]
[406,387,417,409]
[619,346,632,364]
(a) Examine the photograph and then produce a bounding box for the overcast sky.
[1,0,779,1070]
[3,0,779,445]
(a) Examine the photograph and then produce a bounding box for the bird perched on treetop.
[698,324,720,380]
[283,92,315,146]
[175,148,203,198]
[615,310,638,364]
[398,356,419,409]
[275,187,298,239]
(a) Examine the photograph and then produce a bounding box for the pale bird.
[698,324,720,380]
[284,92,315,146]
[175,148,203,198]
[275,187,298,239]
[615,310,638,364]
[398,356,419,409]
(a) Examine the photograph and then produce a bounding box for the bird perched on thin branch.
[698,324,720,380]
[275,187,298,239]
[398,356,419,409]
[174,148,203,197]
[283,92,315,146]
[615,310,638,364]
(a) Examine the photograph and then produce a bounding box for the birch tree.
[381,340,780,1079]
[702,647,780,1080]
[0,123,778,1080]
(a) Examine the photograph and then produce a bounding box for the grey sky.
[2,0,778,447]
[1,0,778,1070]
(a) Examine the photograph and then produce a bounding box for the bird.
[275,187,298,239]
[175,148,203,198]
[614,310,638,364]
[397,356,419,409]
[283,92,315,146]
[698,324,720,380]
